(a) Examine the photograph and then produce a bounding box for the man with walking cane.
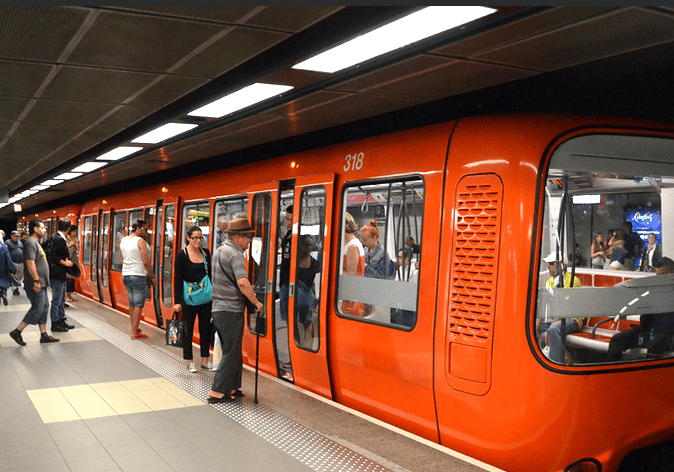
[207,218,263,404]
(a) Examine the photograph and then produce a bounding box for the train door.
[96,209,114,307]
[286,174,335,397]
[148,202,163,328]
[274,183,295,380]
[241,183,278,376]
[80,214,95,299]
[90,213,101,301]
[156,199,179,329]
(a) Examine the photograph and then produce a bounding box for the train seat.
[565,316,641,353]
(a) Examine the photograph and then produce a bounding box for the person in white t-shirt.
[120,220,155,339]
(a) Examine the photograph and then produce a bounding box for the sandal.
[130,333,148,339]
[233,389,244,398]
[207,394,235,404]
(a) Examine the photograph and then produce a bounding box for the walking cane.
[254,308,262,404]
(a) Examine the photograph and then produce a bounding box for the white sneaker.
[201,362,215,371]
[188,362,197,373]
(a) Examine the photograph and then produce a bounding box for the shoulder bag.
[183,247,212,306]
[165,309,184,347]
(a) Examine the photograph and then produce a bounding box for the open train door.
[286,174,334,398]
[151,197,180,330]
[95,209,114,307]
[242,182,278,377]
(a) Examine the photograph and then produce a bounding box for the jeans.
[23,288,49,325]
[123,275,148,307]
[49,278,66,322]
[279,284,289,322]
[548,319,579,363]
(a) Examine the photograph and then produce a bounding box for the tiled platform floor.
[0,291,501,472]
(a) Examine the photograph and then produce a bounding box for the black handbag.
[165,310,184,348]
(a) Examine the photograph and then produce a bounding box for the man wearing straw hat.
[207,218,263,403]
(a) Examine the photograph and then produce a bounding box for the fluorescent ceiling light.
[30,185,49,191]
[72,161,108,173]
[55,172,83,180]
[293,6,495,73]
[97,146,143,161]
[131,123,198,144]
[188,83,294,119]
[41,179,64,186]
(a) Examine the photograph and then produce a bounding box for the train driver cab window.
[111,211,127,271]
[337,177,424,329]
[536,133,674,366]
[181,201,210,250]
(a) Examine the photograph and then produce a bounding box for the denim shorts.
[122,275,148,307]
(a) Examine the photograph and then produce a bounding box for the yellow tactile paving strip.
[27,377,203,423]
[0,327,101,345]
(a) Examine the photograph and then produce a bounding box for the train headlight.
[564,458,601,472]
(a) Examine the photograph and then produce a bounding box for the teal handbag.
[183,248,212,306]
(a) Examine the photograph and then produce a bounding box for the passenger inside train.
[537,133,674,366]
[337,177,422,329]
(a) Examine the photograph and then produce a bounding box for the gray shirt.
[23,237,49,289]
[211,239,247,312]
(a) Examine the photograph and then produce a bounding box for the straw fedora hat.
[227,218,254,236]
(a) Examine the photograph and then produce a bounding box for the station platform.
[0,292,503,472]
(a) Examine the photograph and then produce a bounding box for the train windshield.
[537,133,674,366]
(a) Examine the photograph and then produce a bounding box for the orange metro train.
[23,113,674,472]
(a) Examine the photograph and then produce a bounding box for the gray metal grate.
[67,308,393,472]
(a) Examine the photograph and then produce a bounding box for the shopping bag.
[165,310,184,348]
[212,330,222,366]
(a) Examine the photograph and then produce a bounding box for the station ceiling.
[2,6,674,216]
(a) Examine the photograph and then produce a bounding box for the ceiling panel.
[475,7,674,72]
[41,66,161,103]
[0,61,53,97]
[173,26,290,78]
[0,6,89,62]
[244,6,344,32]
[67,10,227,72]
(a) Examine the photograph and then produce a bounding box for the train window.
[537,133,674,366]
[294,186,326,351]
[111,211,127,271]
[249,193,271,336]
[162,204,175,308]
[129,209,143,231]
[144,206,155,264]
[337,177,424,329]
[91,214,98,285]
[100,212,109,288]
[83,216,92,266]
[181,201,210,250]
[212,197,248,248]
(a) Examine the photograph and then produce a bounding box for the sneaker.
[60,318,75,329]
[201,362,216,371]
[51,321,68,332]
[64,302,70,308]
[280,371,293,381]
[40,333,60,343]
[2,295,7,306]
[9,329,26,346]
[188,362,197,373]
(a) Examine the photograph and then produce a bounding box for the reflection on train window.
[162,204,175,308]
[111,211,126,271]
[213,197,248,248]
[249,193,271,336]
[337,177,424,329]
[83,215,92,266]
[537,134,674,366]
[181,201,210,250]
[295,186,326,351]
